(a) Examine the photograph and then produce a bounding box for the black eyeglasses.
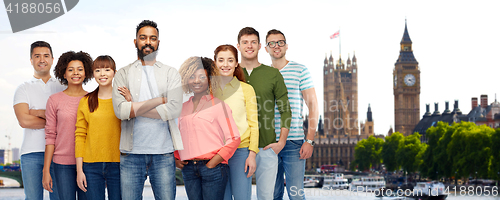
[267,40,286,48]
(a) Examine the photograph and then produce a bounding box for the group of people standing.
[13,20,318,200]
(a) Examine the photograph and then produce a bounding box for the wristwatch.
[305,139,315,146]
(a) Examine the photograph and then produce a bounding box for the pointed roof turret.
[337,55,343,69]
[396,20,418,64]
[401,19,412,44]
[324,53,328,65]
[367,104,373,122]
[352,52,357,63]
[347,54,351,65]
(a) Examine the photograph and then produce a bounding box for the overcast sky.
[0,0,499,149]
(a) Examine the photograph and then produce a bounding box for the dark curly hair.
[136,20,159,36]
[53,51,93,85]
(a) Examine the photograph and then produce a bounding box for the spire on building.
[318,115,324,135]
[367,104,373,122]
[324,53,328,66]
[396,19,418,64]
[329,51,334,63]
[401,19,412,44]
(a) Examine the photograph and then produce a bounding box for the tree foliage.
[447,122,493,180]
[489,128,500,180]
[353,136,384,171]
[396,132,425,174]
[381,132,404,172]
[420,122,451,179]
[352,121,498,180]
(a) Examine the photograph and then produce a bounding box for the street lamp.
[475,171,478,187]
[497,172,499,187]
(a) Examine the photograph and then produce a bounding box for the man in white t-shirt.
[13,41,65,200]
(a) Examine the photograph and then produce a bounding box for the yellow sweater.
[214,77,259,153]
[75,97,121,162]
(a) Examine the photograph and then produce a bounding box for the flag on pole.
[330,30,340,39]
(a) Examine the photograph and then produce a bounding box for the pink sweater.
[45,91,84,165]
[175,95,240,164]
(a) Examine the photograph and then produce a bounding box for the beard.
[136,43,159,62]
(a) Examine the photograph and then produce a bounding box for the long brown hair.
[214,44,246,82]
[86,55,116,113]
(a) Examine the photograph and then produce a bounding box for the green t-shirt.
[243,64,291,148]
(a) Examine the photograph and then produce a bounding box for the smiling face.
[216,50,237,77]
[134,26,159,61]
[63,60,85,86]
[265,33,288,60]
[237,34,261,60]
[30,47,53,76]
[93,67,115,87]
[188,68,209,95]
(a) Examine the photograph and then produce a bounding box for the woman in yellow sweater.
[74,55,124,200]
[214,45,259,200]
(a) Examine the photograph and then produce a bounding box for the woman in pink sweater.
[42,51,93,200]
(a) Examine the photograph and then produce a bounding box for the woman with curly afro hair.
[175,57,241,200]
[43,51,93,200]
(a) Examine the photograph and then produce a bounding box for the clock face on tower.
[394,76,397,87]
[404,74,416,86]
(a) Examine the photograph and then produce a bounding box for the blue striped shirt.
[274,61,314,140]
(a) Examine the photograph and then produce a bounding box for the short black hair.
[266,29,286,42]
[54,51,93,85]
[136,20,159,36]
[238,27,260,44]
[30,41,53,58]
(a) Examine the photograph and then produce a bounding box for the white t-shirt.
[13,77,66,155]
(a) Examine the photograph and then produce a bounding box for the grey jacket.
[112,60,184,151]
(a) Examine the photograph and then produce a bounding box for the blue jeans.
[223,148,252,200]
[182,160,228,200]
[83,162,121,200]
[120,153,176,200]
[53,163,86,200]
[273,140,306,200]
[255,148,278,200]
[20,152,59,200]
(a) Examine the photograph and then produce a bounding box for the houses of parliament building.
[307,22,420,170]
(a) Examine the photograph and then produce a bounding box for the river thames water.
[1,178,500,199]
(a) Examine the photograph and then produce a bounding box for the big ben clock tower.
[393,21,420,136]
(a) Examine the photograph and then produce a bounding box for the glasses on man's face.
[267,40,286,48]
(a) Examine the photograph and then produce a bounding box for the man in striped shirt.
[265,29,319,200]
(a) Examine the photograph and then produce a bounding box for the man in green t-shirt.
[236,27,291,200]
